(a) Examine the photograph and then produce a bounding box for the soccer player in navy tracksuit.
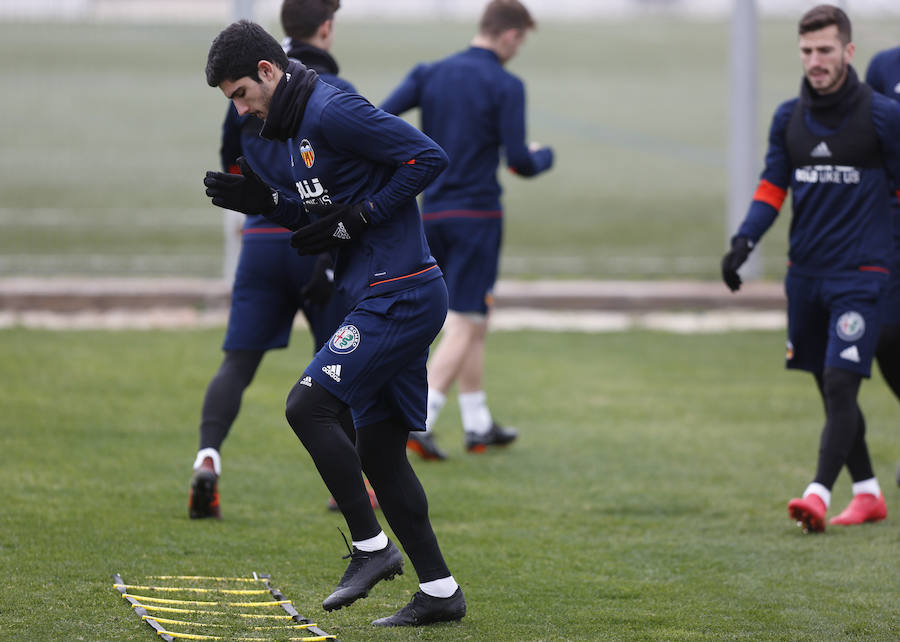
[203,21,466,627]
[865,45,900,485]
[381,0,553,460]
[721,5,900,533]
[189,0,373,520]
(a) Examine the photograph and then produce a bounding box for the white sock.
[419,576,458,598]
[459,391,492,435]
[193,448,221,476]
[353,531,388,552]
[852,477,881,498]
[803,482,831,508]
[425,388,446,433]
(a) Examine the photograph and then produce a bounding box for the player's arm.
[321,94,448,225]
[721,102,793,291]
[379,64,426,116]
[498,76,553,177]
[735,102,794,244]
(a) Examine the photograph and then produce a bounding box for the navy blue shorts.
[424,214,502,315]
[223,235,348,353]
[785,271,887,377]
[305,277,449,430]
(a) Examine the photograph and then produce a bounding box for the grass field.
[3,326,900,640]
[1,17,899,280]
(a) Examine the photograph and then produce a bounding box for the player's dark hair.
[478,0,535,37]
[281,0,340,41]
[798,4,852,45]
[205,20,290,87]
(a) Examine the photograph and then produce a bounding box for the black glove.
[721,236,754,292]
[300,253,335,306]
[290,201,370,255]
[203,157,279,215]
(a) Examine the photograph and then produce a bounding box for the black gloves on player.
[300,253,335,306]
[721,236,754,292]
[203,157,279,215]
[290,201,370,255]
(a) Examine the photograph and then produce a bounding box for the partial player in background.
[721,5,900,533]
[381,0,553,460]
[189,0,375,519]
[864,45,900,485]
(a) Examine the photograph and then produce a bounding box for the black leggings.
[812,367,873,489]
[285,379,450,583]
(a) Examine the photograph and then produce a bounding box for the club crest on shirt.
[785,340,794,361]
[835,311,865,342]
[299,139,315,169]
[329,324,361,354]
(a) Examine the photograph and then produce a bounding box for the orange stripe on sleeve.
[753,179,787,210]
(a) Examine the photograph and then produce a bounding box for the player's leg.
[189,236,298,518]
[357,418,465,627]
[284,377,400,611]
[190,349,264,519]
[784,273,831,532]
[816,277,887,527]
[875,323,900,484]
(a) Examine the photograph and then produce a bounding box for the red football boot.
[787,494,827,533]
[829,493,887,526]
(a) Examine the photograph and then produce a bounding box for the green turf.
[2,326,900,640]
[2,17,898,279]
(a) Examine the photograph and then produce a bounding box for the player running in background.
[189,0,375,519]
[203,21,466,626]
[864,45,900,485]
[381,0,553,460]
[721,5,900,533]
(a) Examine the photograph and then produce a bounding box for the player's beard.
[811,58,848,95]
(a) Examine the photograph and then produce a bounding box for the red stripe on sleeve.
[753,179,787,210]
[896,190,900,206]
[403,159,416,165]
[228,164,241,175]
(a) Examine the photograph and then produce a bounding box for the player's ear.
[258,60,275,81]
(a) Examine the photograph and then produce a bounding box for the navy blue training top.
[736,81,900,276]
[263,80,449,306]
[380,46,553,215]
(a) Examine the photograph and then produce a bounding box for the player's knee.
[822,367,861,404]
[284,378,343,441]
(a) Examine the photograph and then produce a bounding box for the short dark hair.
[798,4,852,45]
[281,0,340,41]
[205,20,290,87]
[478,0,535,37]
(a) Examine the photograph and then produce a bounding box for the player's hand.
[204,157,278,215]
[300,253,335,306]
[290,201,370,255]
[721,236,754,292]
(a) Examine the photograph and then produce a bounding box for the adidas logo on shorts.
[299,376,313,387]
[322,364,342,382]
